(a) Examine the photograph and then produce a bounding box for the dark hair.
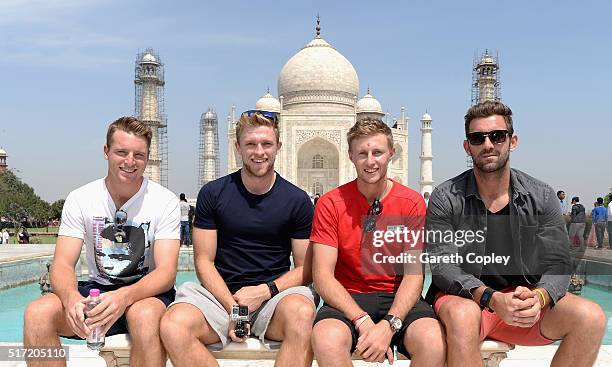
[557,190,565,197]
[597,197,604,204]
[464,101,514,136]
[179,193,186,201]
[572,196,579,203]
[106,116,152,150]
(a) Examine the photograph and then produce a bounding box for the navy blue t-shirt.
[194,170,314,294]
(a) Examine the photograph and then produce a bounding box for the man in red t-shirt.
[311,118,445,366]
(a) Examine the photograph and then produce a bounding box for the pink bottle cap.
[89,289,100,297]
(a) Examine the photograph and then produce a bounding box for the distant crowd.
[558,190,612,249]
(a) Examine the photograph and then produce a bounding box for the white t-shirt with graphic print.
[59,177,180,285]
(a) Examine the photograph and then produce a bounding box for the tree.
[50,199,65,220]
[0,170,52,226]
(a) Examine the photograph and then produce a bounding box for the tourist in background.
[179,193,191,246]
[592,197,608,249]
[1,228,9,244]
[608,195,612,249]
[568,196,586,247]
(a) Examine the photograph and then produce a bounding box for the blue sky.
[0,0,610,205]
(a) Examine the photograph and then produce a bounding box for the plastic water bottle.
[86,289,105,350]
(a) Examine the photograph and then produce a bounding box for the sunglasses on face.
[466,130,509,145]
[364,199,383,232]
[242,110,279,124]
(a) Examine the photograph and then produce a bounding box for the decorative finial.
[485,48,489,55]
[316,14,321,38]
[367,86,370,95]
[267,86,270,94]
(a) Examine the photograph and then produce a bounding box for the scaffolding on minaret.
[134,48,168,187]
[468,49,501,168]
[471,49,501,105]
[198,108,220,189]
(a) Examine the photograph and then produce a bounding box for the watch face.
[391,318,402,331]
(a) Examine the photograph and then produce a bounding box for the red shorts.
[434,291,556,346]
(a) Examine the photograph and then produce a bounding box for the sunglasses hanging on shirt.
[114,209,128,243]
[364,199,383,233]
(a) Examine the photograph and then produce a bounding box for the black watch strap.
[267,281,279,298]
[479,287,496,311]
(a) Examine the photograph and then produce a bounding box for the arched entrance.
[297,138,339,195]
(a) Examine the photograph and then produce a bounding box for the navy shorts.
[314,293,436,359]
[63,280,175,339]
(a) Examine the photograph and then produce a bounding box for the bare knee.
[24,295,63,334]
[573,299,607,335]
[126,299,165,342]
[281,296,315,336]
[160,304,206,348]
[312,320,351,355]
[439,298,481,338]
[405,319,446,363]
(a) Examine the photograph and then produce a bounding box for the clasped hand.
[493,286,542,328]
[354,318,395,364]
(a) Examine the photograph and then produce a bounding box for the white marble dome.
[0,148,6,156]
[255,92,281,113]
[421,112,432,121]
[356,93,383,113]
[278,37,359,99]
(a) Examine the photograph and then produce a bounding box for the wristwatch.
[479,287,496,311]
[383,314,403,333]
[266,281,279,298]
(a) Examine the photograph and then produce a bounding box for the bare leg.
[403,317,446,367]
[437,295,483,367]
[160,303,221,367]
[264,295,315,367]
[311,319,353,367]
[540,293,606,367]
[23,294,75,367]
[125,297,168,367]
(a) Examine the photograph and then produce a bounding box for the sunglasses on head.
[466,130,509,145]
[242,110,279,124]
[364,199,383,232]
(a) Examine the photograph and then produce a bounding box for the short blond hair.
[347,117,393,151]
[106,116,152,150]
[235,112,280,143]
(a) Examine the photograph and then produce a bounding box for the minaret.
[468,50,500,167]
[199,108,220,188]
[0,148,7,173]
[471,50,500,105]
[135,48,168,187]
[419,113,433,195]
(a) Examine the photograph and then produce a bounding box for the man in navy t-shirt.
[160,110,316,367]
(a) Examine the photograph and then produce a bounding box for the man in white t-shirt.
[23,116,180,367]
[2,228,8,244]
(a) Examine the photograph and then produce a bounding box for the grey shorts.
[171,282,316,347]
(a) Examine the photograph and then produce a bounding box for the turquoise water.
[0,272,199,344]
[2,272,612,344]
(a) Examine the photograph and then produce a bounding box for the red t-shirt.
[310,179,426,293]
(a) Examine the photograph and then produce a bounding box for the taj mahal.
[225,20,434,196]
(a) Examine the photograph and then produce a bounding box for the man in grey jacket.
[425,101,606,367]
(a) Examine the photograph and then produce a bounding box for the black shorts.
[314,293,436,358]
[63,280,175,339]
